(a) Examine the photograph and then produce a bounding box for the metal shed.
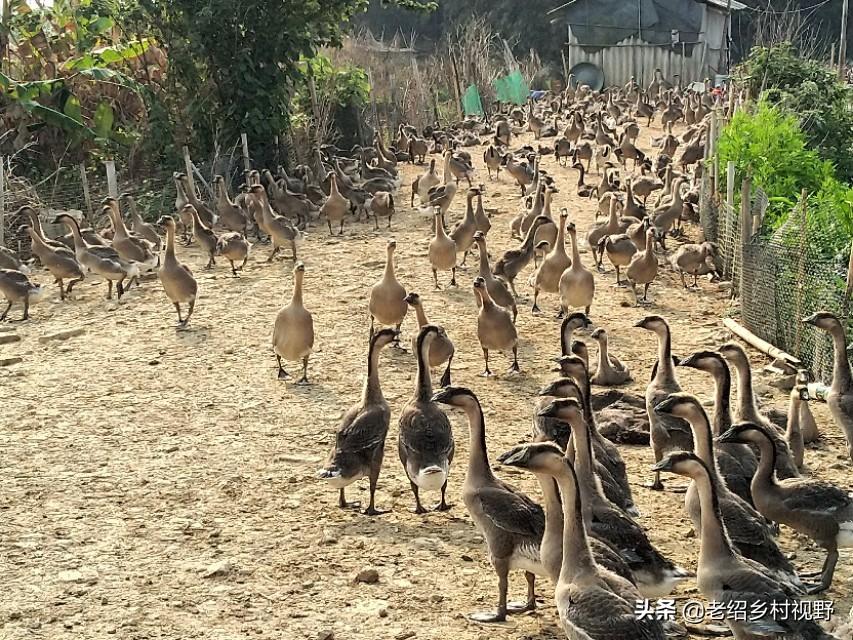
[551,0,747,88]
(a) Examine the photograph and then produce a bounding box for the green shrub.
[738,43,853,183]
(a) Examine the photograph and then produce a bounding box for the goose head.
[717,422,770,446]
[156,215,177,230]
[802,311,841,332]
[497,441,566,473]
[678,350,726,375]
[651,451,708,479]
[654,392,703,421]
[539,377,582,401]
[537,397,584,422]
[431,385,479,409]
[370,327,399,350]
[633,314,669,335]
[404,292,422,308]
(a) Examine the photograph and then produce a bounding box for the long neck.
[569,415,597,513]
[752,435,777,494]
[555,218,568,255]
[466,193,475,219]
[568,229,581,266]
[383,250,396,281]
[477,241,491,276]
[414,335,433,402]
[554,464,597,583]
[687,409,720,480]
[829,324,853,389]
[711,365,733,436]
[543,191,553,218]
[27,228,48,251]
[436,216,449,239]
[464,400,494,481]
[443,155,452,182]
[597,336,609,369]
[786,393,802,439]
[64,219,85,249]
[655,327,677,384]
[732,358,758,418]
[165,225,178,262]
[693,468,735,567]
[520,220,542,253]
[291,271,304,307]
[363,341,385,405]
[413,304,429,328]
[536,473,564,580]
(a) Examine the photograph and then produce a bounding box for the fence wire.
[701,159,850,383]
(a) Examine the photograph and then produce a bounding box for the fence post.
[448,45,464,120]
[794,190,808,354]
[104,160,118,200]
[79,163,93,223]
[241,133,251,174]
[737,175,752,299]
[182,145,196,197]
[723,161,736,278]
[0,156,5,247]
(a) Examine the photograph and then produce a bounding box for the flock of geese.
[2,70,853,638]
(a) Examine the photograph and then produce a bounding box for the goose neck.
[463,398,495,482]
[364,340,386,405]
[414,333,433,402]
[291,270,304,307]
[828,324,853,389]
[654,326,677,384]
[554,462,597,584]
[694,464,735,566]
[413,304,429,328]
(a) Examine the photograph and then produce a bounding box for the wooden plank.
[723,317,802,366]
[182,146,195,196]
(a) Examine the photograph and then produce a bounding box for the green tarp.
[493,70,529,106]
[462,84,484,116]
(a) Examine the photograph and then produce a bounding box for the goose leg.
[20,295,29,321]
[276,355,290,379]
[296,356,310,384]
[369,315,375,339]
[436,479,451,511]
[57,278,65,301]
[363,457,386,516]
[338,488,360,510]
[339,220,345,236]
[532,288,541,313]
[509,347,520,373]
[392,324,406,351]
[241,256,248,271]
[173,302,183,326]
[327,220,333,235]
[507,572,537,613]
[511,303,518,324]
[67,276,84,295]
[679,271,687,289]
[432,268,440,290]
[468,558,509,623]
[805,548,838,594]
[643,283,651,302]
[449,267,457,287]
[373,215,379,231]
[181,299,196,327]
[693,272,699,288]
[615,266,622,286]
[106,280,114,300]
[440,356,453,387]
[480,349,493,377]
[0,300,10,321]
[408,480,427,515]
[116,279,125,300]
[267,245,280,262]
[230,260,238,276]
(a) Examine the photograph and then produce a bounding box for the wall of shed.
[565,7,730,88]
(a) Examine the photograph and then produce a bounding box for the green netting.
[462,84,484,116]
[493,70,529,106]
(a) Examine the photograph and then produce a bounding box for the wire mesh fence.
[700,145,850,383]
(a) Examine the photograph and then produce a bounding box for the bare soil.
[2,122,851,640]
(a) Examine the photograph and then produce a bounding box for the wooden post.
[0,156,5,247]
[725,161,735,277]
[737,175,752,297]
[181,146,195,197]
[709,110,718,192]
[560,47,569,85]
[830,42,837,69]
[794,190,808,353]
[448,45,464,119]
[241,133,251,174]
[840,0,849,80]
[104,160,118,200]
[79,163,93,223]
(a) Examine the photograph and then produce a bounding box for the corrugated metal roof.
[699,0,748,11]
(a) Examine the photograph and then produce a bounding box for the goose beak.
[430,389,452,404]
[497,445,531,468]
[716,427,737,444]
[677,354,697,368]
[654,396,678,414]
[802,314,818,326]
[650,458,673,472]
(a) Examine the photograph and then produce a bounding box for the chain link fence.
[700,139,850,383]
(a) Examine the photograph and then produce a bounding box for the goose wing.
[562,586,666,640]
[0,268,32,286]
[778,480,852,513]
[336,404,391,455]
[398,405,454,460]
[477,483,545,539]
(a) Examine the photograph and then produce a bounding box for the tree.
[137,0,434,165]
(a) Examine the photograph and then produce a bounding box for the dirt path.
[2,123,851,639]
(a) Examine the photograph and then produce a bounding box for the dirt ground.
[2,120,851,640]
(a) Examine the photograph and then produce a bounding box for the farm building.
[551,0,747,88]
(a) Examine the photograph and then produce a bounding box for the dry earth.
[2,121,851,640]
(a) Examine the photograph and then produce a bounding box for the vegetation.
[738,43,853,183]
